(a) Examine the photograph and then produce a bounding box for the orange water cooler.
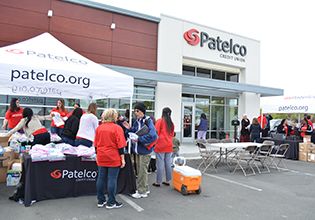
[172,164,202,195]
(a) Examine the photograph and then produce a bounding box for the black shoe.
[152,183,161,187]
[162,182,170,186]
[9,194,19,202]
[106,201,123,209]
[97,201,107,208]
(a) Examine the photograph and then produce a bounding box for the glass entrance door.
[182,102,195,142]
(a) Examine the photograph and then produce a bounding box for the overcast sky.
[93,0,315,96]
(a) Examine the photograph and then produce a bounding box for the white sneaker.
[146,190,150,194]
[131,191,148,199]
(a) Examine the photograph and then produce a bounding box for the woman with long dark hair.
[50,99,68,137]
[152,107,175,187]
[2,98,23,130]
[6,107,50,146]
[62,108,83,146]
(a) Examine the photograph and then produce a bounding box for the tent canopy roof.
[0,32,134,100]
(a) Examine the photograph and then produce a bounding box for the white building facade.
[155,15,274,142]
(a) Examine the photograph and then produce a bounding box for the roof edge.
[63,0,160,23]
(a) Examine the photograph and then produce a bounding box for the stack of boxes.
[0,136,14,183]
[0,136,21,184]
[299,142,315,163]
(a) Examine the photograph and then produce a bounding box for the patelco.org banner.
[0,33,133,99]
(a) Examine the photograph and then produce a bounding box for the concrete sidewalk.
[178,142,200,159]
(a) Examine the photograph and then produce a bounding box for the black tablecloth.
[261,138,301,160]
[23,154,136,207]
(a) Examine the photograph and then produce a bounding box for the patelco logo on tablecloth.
[50,170,62,179]
[50,169,97,182]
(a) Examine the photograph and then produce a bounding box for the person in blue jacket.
[123,102,157,199]
[197,113,208,140]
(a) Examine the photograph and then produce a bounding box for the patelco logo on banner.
[6,49,24,54]
[183,28,247,62]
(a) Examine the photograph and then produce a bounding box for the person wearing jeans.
[124,102,158,199]
[96,167,120,208]
[95,109,126,209]
[152,107,175,187]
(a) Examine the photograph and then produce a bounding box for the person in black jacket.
[62,108,83,145]
[250,117,261,143]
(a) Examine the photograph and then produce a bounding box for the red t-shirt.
[5,108,23,129]
[94,122,126,167]
[257,115,267,129]
[154,118,174,153]
[50,107,68,128]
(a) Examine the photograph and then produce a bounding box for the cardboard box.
[0,149,15,167]
[299,152,308,161]
[308,153,315,163]
[0,136,10,147]
[0,167,7,183]
[299,143,311,152]
[309,144,315,153]
[303,135,311,143]
[0,150,13,166]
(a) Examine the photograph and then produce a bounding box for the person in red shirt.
[258,114,268,137]
[2,98,23,130]
[152,107,175,187]
[50,99,68,137]
[94,108,126,209]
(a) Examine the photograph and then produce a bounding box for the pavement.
[178,142,200,159]
[1,143,315,220]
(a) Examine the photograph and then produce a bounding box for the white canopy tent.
[0,32,134,100]
[0,33,135,153]
[261,95,315,114]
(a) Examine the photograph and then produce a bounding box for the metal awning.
[104,65,283,97]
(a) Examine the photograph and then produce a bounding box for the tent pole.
[128,97,133,154]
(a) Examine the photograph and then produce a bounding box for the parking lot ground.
[1,158,315,220]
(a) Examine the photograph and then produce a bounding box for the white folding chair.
[196,140,218,173]
[269,143,290,171]
[254,144,273,174]
[232,145,258,176]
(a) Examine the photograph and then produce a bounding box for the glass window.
[227,98,238,106]
[211,96,225,105]
[0,105,7,117]
[196,68,210,78]
[119,99,130,110]
[109,99,119,109]
[196,95,209,105]
[96,99,109,108]
[182,65,195,76]
[134,86,155,101]
[212,70,225,80]
[195,95,210,128]
[210,105,225,139]
[45,98,59,106]
[0,95,6,103]
[227,73,239,82]
[182,94,194,102]
[226,106,239,131]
